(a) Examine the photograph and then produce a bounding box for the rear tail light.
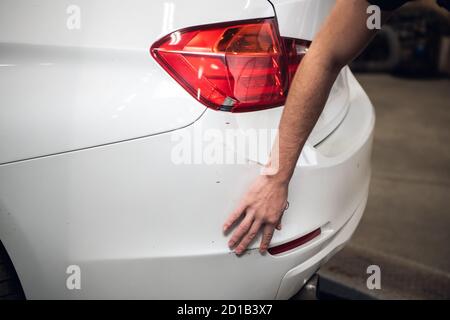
[151,18,309,112]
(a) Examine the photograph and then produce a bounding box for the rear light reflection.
[151,18,310,112]
[268,228,321,255]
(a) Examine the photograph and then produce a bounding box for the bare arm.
[269,0,384,185]
[223,0,387,255]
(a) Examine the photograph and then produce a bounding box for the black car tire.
[0,241,25,300]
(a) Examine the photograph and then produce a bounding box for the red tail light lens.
[151,18,309,112]
[283,37,310,84]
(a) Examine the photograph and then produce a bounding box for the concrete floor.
[318,74,450,299]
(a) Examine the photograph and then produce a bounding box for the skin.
[223,0,391,255]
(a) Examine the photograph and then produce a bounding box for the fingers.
[226,205,283,254]
[276,215,283,230]
[223,200,247,232]
[228,211,254,249]
[234,219,262,255]
[259,224,275,253]
[274,201,287,231]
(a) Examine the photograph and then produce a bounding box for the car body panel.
[269,0,335,41]
[0,71,373,299]
[0,0,274,164]
[0,0,345,165]
[0,0,375,299]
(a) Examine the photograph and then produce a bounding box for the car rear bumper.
[276,188,368,299]
[0,70,373,299]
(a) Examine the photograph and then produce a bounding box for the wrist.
[262,155,292,187]
[261,169,290,187]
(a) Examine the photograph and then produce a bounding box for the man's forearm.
[269,49,341,185]
[224,0,389,255]
[268,0,380,185]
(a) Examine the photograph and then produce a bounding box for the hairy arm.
[223,0,388,255]
[269,0,384,185]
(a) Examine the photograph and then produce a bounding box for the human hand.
[223,175,289,255]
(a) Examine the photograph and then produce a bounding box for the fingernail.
[228,240,235,248]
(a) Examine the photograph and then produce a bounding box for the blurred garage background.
[310,0,450,299]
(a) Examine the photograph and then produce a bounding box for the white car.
[0,0,374,299]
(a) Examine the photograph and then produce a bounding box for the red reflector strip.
[268,228,321,255]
